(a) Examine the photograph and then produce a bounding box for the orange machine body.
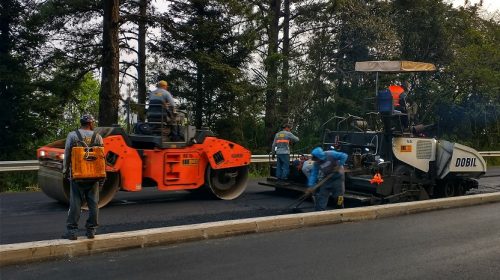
[37,127,251,207]
[100,135,251,192]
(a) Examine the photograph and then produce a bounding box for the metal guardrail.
[0,160,39,172]
[249,155,273,163]
[479,151,500,157]
[0,156,275,172]
[0,152,498,172]
[0,157,275,172]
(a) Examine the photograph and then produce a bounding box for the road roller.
[37,112,251,208]
[261,61,486,204]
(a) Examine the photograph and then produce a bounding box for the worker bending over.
[306,147,348,211]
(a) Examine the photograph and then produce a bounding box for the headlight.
[58,154,65,160]
[39,151,46,157]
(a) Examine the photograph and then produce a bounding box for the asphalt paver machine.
[261,61,486,204]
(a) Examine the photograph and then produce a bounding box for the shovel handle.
[286,172,337,210]
[308,172,336,192]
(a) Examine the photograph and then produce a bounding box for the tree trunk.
[281,0,290,120]
[195,65,204,128]
[0,0,15,158]
[99,0,120,126]
[137,0,147,121]
[264,0,281,146]
[0,0,14,55]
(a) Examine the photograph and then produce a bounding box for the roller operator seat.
[146,100,174,124]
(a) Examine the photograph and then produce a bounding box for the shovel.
[285,173,336,213]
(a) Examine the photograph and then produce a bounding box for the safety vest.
[273,132,291,153]
[389,85,405,106]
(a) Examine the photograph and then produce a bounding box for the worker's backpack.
[70,130,106,181]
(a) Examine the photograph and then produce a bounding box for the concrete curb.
[2,192,500,267]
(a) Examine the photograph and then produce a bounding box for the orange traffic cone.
[370,172,384,185]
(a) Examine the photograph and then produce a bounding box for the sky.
[451,0,500,12]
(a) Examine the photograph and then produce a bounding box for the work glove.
[98,179,105,191]
[271,152,276,160]
[304,187,314,195]
[62,169,69,180]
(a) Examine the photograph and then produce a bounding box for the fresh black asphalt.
[2,199,500,280]
[1,170,499,244]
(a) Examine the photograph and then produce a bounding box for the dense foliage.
[1,0,499,190]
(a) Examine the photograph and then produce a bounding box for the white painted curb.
[1,192,500,267]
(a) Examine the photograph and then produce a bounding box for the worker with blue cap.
[306,146,348,211]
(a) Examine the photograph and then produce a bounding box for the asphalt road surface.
[2,200,500,280]
[1,169,499,244]
[0,179,313,244]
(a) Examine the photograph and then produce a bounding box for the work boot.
[86,229,96,239]
[281,178,291,185]
[61,232,77,240]
[276,179,289,186]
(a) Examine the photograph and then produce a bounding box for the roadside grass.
[249,163,270,179]
[0,171,38,192]
[486,157,500,167]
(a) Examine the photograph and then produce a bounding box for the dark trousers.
[66,180,99,233]
[314,173,345,211]
[276,154,290,180]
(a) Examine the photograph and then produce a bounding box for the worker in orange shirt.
[388,84,406,112]
[389,84,409,128]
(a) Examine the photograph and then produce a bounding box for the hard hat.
[80,114,95,125]
[158,80,168,87]
[311,147,326,161]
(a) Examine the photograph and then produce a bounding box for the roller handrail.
[0,151,498,172]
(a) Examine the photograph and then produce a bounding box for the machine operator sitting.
[149,80,177,119]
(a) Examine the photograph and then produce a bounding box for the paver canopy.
[355,61,436,72]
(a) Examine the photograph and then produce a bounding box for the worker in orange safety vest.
[271,123,299,183]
